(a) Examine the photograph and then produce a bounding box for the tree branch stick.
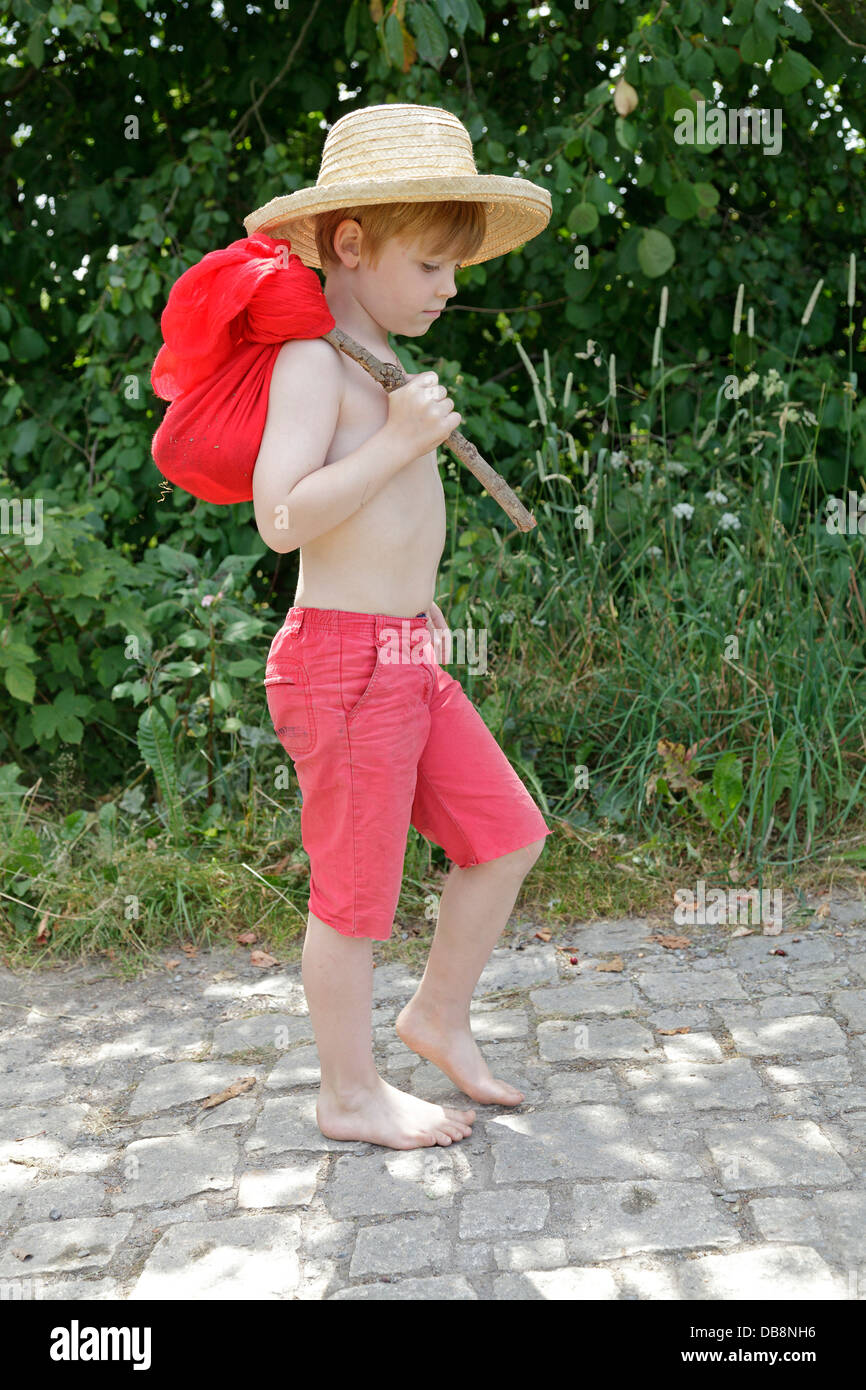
[322,326,538,533]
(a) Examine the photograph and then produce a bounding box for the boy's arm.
[252,337,414,555]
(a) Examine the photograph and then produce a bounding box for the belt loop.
[286,607,305,636]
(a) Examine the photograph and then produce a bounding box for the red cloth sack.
[150,232,335,504]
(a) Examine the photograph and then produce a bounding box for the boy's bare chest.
[326,354,441,507]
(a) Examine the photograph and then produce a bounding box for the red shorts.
[263,606,552,940]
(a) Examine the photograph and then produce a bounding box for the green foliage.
[1,0,866,957]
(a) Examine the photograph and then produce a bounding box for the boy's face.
[329,223,460,337]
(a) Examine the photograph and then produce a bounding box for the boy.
[249,104,553,1151]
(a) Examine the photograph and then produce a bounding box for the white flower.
[500,610,515,624]
[647,545,663,558]
[672,502,694,520]
[705,489,728,506]
[530,616,547,627]
[663,460,688,476]
[633,456,652,473]
[762,367,785,401]
[717,512,741,531]
[609,450,626,469]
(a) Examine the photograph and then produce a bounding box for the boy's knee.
[498,837,546,873]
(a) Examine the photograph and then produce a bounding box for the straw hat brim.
[243,174,552,269]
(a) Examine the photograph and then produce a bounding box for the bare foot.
[395,1000,525,1106]
[317,1075,476,1150]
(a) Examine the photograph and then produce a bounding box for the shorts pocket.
[341,639,384,722]
[264,662,317,756]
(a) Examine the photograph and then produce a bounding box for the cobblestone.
[1,896,863,1299]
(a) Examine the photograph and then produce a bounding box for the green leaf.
[209,679,233,712]
[694,182,720,208]
[446,0,470,35]
[567,202,599,234]
[384,11,404,67]
[463,0,484,35]
[344,0,359,52]
[684,45,713,81]
[13,418,39,457]
[771,48,814,93]
[692,785,725,831]
[665,181,699,220]
[637,229,675,278]
[712,752,745,815]
[740,23,775,64]
[782,6,811,41]
[26,27,45,68]
[712,44,740,79]
[5,666,36,703]
[615,116,638,151]
[766,728,800,808]
[137,705,183,841]
[409,1,449,69]
[663,84,695,120]
[10,327,48,361]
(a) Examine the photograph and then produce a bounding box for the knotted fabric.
[151,232,335,504]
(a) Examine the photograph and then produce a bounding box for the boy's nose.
[439,272,457,298]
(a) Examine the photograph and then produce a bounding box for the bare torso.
[293,346,447,618]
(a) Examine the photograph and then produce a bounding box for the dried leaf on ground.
[250,949,277,968]
[200,1076,256,1110]
[165,958,181,970]
[730,926,753,938]
[657,1026,691,1035]
[235,932,257,945]
[596,956,624,972]
[535,928,552,942]
[648,934,691,950]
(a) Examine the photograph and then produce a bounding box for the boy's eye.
[422,264,439,272]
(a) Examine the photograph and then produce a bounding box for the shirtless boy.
[249,104,553,1151]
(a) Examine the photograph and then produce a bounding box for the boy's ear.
[328,216,361,268]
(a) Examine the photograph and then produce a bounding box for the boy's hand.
[426,600,451,664]
[383,371,461,459]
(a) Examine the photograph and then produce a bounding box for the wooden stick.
[322,325,538,533]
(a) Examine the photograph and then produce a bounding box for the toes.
[445,1106,476,1121]
[433,1130,453,1145]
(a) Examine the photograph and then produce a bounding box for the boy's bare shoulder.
[271,335,344,398]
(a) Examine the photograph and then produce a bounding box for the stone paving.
[1,896,866,1300]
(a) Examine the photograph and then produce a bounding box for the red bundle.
[150,232,335,504]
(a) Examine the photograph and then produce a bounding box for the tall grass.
[439,256,866,882]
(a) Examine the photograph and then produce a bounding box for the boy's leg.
[395,839,546,1104]
[403,657,552,1103]
[302,908,477,1148]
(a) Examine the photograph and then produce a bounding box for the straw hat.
[243,103,552,269]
